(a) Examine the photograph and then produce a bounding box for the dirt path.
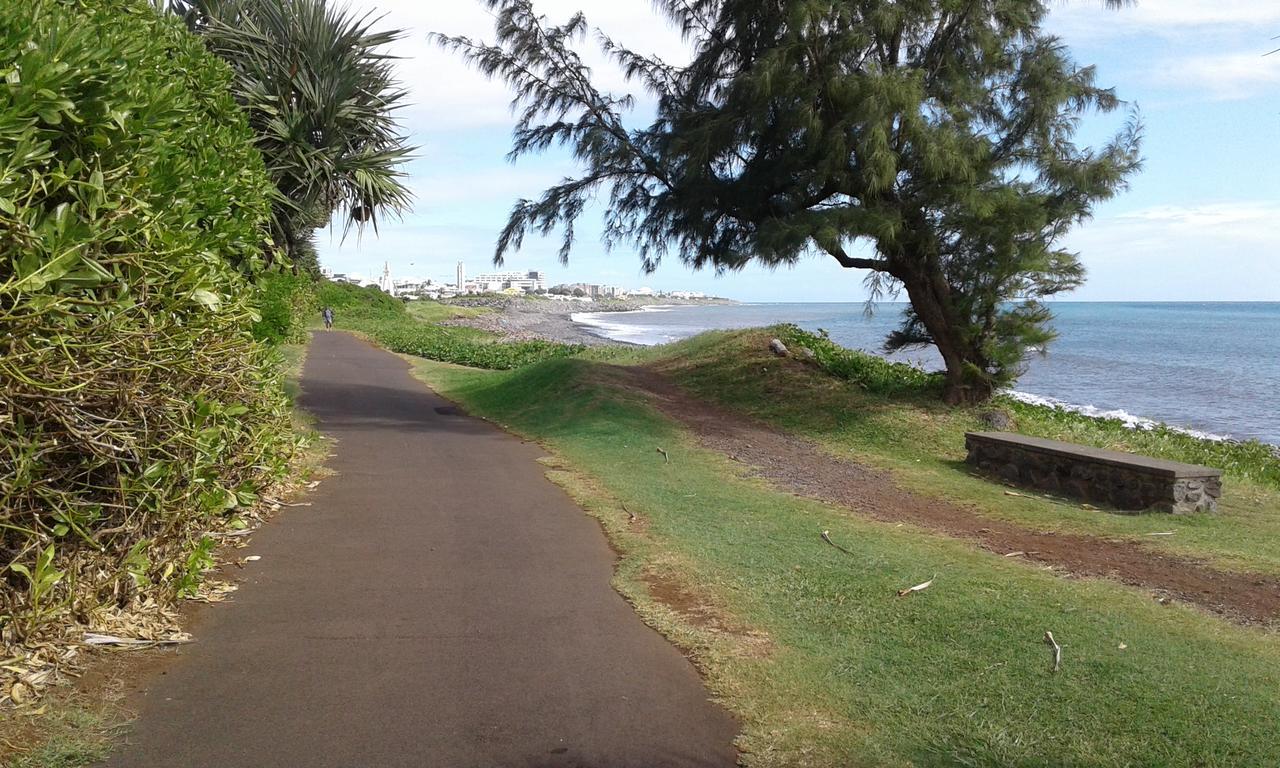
[99,333,737,768]
[608,366,1280,626]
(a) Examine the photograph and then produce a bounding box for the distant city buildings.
[551,282,619,299]
[321,261,710,302]
[472,270,547,293]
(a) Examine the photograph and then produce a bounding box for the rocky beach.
[435,295,735,347]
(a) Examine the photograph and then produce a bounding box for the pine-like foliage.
[168,0,414,273]
[436,0,1143,403]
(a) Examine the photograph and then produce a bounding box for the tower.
[378,261,394,295]
[456,261,465,292]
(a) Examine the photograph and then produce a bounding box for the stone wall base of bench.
[966,438,1221,514]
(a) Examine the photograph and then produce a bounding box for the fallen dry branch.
[820,530,855,556]
[656,447,670,463]
[897,576,936,598]
[1043,630,1062,673]
[82,633,192,648]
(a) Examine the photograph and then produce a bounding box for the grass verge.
[405,353,1280,767]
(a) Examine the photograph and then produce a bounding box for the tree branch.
[823,244,889,271]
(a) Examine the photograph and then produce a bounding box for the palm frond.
[166,0,415,268]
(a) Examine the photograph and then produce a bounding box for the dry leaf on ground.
[897,576,935,597]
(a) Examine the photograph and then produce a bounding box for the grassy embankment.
[600,326,1280,576]
[317,282,583,369]
[330,290,1280,766]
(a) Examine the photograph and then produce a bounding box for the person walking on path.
[321,306,334,330]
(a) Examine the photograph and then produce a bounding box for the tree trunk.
[898,269,995,405]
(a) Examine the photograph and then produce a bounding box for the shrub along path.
[599,364,1280,626]
[101,332,736,768]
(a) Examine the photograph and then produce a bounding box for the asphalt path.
[102,331,737,768]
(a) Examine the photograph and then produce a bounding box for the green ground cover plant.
[776,325,944,399]
[407,354,1280,767]
[252,272,318,345]
[1,0,294,647]
[318,281,583,370]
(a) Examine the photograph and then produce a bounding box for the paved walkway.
[103,332,737,768]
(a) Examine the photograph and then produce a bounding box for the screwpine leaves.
[168,0,415,273]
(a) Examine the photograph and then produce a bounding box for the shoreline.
[439,295,733,348]
[439,296,1278,449]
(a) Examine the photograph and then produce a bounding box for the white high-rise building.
[377,262,394,295]
[456,262,466,292]
[472,270,547,292]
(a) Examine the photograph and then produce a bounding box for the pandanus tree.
[167,0,414,272]
[437,0,1142,403]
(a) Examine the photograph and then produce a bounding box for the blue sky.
[318,1,1280,302]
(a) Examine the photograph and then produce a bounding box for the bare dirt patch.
[602,365,1280,626]
[639,570,773,659]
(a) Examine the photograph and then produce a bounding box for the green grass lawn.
[585,328,1280,576]
[407,353,1280,767]
[404,299,492,323]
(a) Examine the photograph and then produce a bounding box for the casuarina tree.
[167,0,414,273]
[437,0,1142,403]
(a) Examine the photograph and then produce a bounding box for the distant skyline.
[316,1,1280,303]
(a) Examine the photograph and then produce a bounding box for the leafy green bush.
[370,320,584,369]
[1,0,291,642]
[1004,398,1280,490]
[776,324,944,398]
[319,281,584,369]
[253,272,318,344]
[317,280,403,320]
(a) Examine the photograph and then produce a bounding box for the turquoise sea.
[572,302,1280,445]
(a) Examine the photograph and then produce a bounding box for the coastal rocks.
[768,338,789,357]
[797,346,817,362]
[965,431,1223,514]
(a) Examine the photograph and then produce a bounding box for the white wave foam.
[570,310,678,345]
[1004,390,1232,443]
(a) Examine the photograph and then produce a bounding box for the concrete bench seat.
[965,431,1222,514]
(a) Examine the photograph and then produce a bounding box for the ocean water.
[572,302,1280,445]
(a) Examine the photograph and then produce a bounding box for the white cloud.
[1147,52,1280,100]
[1112,0,1280,27]
[1047,1,1280,101]
[407,167,569,207]
[1073,201,1280,250]
[1064,201,1280,300]
[346,0,690,131]
[1050,0,1280,36]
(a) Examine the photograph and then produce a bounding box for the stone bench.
[964,431,1222,514]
